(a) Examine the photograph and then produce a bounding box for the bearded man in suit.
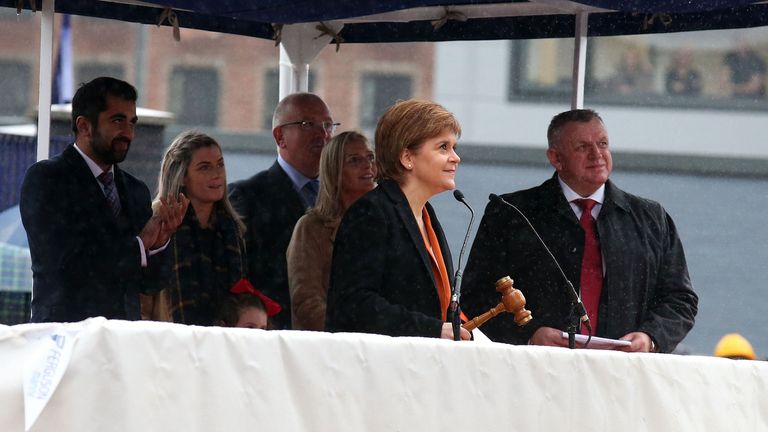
[21,77,187,322]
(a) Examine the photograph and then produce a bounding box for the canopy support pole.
[37,0,55,161]
[278,22,343,100]
[570,11,588,109]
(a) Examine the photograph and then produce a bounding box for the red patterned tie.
[575,199,602,334]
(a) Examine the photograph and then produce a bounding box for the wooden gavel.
[463,276,532,331]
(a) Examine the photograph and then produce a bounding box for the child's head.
[217,294,269,329]
[215,279,282,329]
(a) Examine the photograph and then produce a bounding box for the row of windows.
[0,61,414,131]
[509,36,768,111]
[0,61,126,118]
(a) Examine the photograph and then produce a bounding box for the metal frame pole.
[571,11,588,109]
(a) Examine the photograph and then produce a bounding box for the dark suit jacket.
[20,144,159,322]
[462,174,698,353]
[228,161,306,329]
[326,179,453,337]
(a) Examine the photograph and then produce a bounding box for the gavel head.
[495,276,532,326]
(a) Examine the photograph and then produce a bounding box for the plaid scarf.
[164,205,245,325]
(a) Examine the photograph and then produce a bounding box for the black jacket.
[20,144,158,322]
[229,161,306,329]
[462,174,698,353]
[326,179,453,337]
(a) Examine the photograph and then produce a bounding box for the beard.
[90,127,131,166]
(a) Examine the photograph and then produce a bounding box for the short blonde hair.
[374,99,461,183]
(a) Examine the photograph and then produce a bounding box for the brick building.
[0,10,434,143]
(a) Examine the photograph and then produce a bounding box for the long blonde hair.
[310,131,368,223]
[156,130,246,235]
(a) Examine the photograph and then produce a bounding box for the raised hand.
[138,213,164,252]
[153,193,190,248]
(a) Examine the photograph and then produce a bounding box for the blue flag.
[52,14,73,105]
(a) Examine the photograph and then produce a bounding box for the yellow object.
[714,333,757,360]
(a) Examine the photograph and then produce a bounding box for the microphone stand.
[562,278,594,349]
[450,272,463,341]
[450,190,475,341]
[566,282,580,349]
[489,194,591,349]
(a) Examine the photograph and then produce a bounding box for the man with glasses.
[229,93,336,329]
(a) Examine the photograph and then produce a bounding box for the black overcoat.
[21,144,158,322]
[462,174,698,353]
[326,179,453,337]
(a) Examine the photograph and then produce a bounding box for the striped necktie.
[98,171,122,217]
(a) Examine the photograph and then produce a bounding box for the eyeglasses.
[344,153,375,168]
[278,120,340,134]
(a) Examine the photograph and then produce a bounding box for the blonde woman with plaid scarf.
[141,131,247,325]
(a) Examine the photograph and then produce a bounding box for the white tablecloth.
[1,318,766,431]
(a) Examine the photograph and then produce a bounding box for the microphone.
[450,189,475,341]
[488,193,591,337]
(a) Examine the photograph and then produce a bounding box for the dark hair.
[71,76,138,135]
[215,293,267,327]
[547,109,603,148]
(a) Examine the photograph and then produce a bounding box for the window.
[169,66,219,126]
[262,69,316,130]
[76,63,125,85]
[359,73,413,130]
[0,8,32,21]
[0,61,31,118]
[510,29,768,111]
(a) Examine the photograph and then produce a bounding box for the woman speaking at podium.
[325,100,470,340]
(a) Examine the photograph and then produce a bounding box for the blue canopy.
[3,1,768,42]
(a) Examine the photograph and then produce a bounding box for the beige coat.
[286,212,339,331]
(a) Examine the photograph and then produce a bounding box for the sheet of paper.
[471,328,493,343]
[560,332,632,349]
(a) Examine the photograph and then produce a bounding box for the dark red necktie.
[575,199,602,334]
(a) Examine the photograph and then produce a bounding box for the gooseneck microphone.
[488,193,592,344]
[450,189,475,341]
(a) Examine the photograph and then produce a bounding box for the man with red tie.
[462,109,698,353]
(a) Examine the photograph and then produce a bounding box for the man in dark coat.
[20,77,187,322]
[462,109,698,353]
[229,93,335,329]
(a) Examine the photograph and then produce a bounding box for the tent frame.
[32,0,597,161]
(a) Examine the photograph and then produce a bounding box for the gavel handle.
[462,302,506,331]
